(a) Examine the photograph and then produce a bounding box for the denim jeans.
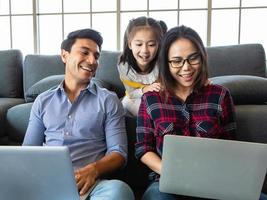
[142,181,207,200]
[142,181,267,200]
[86,179,134,200]
[260,193,267,200]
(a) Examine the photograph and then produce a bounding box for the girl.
[135,25,237,200]
[118,16,163,116]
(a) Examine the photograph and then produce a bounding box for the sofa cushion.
[207,44,266,78]
[211,75,267,105]
[25,75,112,102]
[95,50,125,98]
[6,102,33,143]
[25,75,64,102]
[23,54,65,96]
[0,98,25,138]
[0,50,23,98]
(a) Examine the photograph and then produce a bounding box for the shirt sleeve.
[104,93,128,162]
[219,88,237,139]
[135,94,156,160]
[22,96,46,145]
[117,64,144,99]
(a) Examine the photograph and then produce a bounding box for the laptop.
[159,135,267,200]
[0,146,94,200]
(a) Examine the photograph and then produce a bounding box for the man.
[23,28,134,200]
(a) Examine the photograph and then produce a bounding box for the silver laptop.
[160,135,267,200]
[0,146,92,200]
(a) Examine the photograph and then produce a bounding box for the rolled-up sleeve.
[22,96,46,146]
[135,94,156,159]
[104,93,128,162]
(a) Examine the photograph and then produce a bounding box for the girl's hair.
[158,25,208,98]
[118,16,163,73]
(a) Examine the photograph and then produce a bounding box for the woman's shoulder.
[205,83,229,92]
[142,91,162,102]
[202,84,231,97]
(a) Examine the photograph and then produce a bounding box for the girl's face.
[168,38,201,92]
[129,28,159,72]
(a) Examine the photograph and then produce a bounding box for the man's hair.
[61,28,103,52]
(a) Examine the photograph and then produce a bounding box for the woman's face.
[168,38,201,91]
[129,27,159,72]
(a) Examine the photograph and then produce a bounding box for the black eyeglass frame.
[168,52,202,68]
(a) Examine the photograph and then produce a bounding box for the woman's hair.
[158,25,208,97]
[118,16,163,73]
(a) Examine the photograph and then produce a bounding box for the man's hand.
[142,82,162,93]
[75,162,98,195]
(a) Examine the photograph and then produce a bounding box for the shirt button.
[65,132,69,136]
[68,115,71,119]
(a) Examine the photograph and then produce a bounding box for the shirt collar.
[57,79,97,96]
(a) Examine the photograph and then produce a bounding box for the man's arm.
[23,98,45,145]
[76,93,127,195]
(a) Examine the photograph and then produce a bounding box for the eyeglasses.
[168,52,201,68]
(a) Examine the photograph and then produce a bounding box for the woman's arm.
[141,151,162,175]
[220,89,237,139]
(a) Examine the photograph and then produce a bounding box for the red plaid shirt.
[135,85,236,181]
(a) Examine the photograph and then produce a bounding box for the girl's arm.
[118,64,160,99]
[118,64,144,98]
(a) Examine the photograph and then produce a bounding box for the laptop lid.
[0,146,80,200]
[160,135,267,200]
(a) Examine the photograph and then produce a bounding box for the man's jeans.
[86,179,134,200]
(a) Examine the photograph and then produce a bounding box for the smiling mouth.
[138,55,150,62]
[80,65,94,73]
[178,72,193,78]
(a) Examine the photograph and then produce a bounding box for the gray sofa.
[0,44,267,196]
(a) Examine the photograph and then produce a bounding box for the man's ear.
[61,49,68,63]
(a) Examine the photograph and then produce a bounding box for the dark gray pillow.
[25,75,64,102]
[25,75,113,102]
[0,50,23,98]
[210,75,267,105]
[91,77,112,90]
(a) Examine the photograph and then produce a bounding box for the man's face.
[61,38,100,85]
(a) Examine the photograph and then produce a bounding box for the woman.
[135,25,236,200]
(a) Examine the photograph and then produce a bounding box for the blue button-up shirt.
[23,80,127,170]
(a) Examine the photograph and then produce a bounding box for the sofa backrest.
[22,44,266,102]
[22,51,125,102]
[95,50,125,98]
[23,55,65,102]
[207,43,266,78]
[0,49,23,98]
